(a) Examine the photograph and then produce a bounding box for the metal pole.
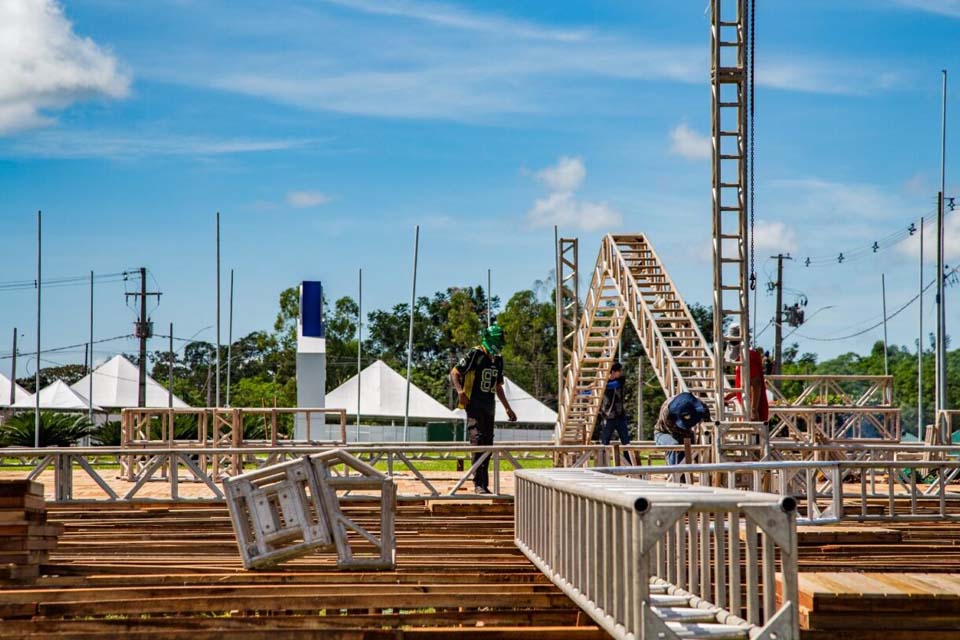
[936,69,949,417]
[487,268,492,328]
[918,216,924,435]
[403,225,419,441]
[137,267,148,408]
[554,225,563,399]
[357,267,362,438]
[168,322,174,409]
[35,210,41,447]
[88,270,93,423]
[215,211,221,408]
[637,355,644,439]
[881,273,889,376]
[773,254,784,376]
[9,328,16,406]
[226,268,234,407]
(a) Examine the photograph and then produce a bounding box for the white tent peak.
[325,360,455,422]
[12,379,102,411]
[71,354,189,409]
[0,372,30,408]
[453,375,557,425]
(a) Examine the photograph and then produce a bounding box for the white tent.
[453,376,557,425]
[326,360,455,422]
[12,379,102,411]
[0,372,30,408]
[71,355,189,409]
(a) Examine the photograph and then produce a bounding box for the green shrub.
[92,420,122,446]
[0,412,97,447]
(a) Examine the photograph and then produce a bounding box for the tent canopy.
[453,376,557,425]
[0,372,30,408]
[12,379,102,411]
[71,355,189,409]
[326,360,455,422]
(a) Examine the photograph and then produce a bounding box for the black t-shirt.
[455,346,504,414]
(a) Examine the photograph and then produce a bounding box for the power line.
[799,206,947,268]
[0,270,134,293]
[789,265,960,342]
[0,334,134,360]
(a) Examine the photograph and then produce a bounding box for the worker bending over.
[654,392,710,466]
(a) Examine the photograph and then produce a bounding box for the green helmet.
[482,324,505,355]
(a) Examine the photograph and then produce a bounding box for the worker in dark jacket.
[654,392,711,465]
[600,362,633,464]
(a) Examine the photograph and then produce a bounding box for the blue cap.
[668,392,708,429]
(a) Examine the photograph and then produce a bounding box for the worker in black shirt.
[450,324,517,494]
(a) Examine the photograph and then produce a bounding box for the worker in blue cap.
[653,392,711,466]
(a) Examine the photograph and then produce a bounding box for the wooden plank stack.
[0,480,62,584]
[782,572,960,639]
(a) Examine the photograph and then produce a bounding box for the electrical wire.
[788,265,960,342]
[0,271,133,293]
[800,207,944,268]
[0,334,134,360]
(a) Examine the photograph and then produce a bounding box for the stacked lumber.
[0,480,62,584]
[0,501,597,639]
[778,572,960,640]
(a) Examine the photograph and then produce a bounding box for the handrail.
[606,236,692,397]
[515,468,799,639]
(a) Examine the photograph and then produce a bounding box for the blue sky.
[0,0,958,375]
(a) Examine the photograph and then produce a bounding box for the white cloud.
[668,124,710,161]
[2,131,311,158]
[286,190,331,207]
[525,156,621,231]
[757,55,902,96]
[536,156,585,192]
[0,0,130,134]
[321,0,590,42]
[753,220,799,254]
[893,1,960,17]
[898,210,960,261]
[527,191,621,231]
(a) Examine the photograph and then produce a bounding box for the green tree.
[448,289,482,350]
[497,290,556,402]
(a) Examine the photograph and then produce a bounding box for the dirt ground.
[0,466,521,500]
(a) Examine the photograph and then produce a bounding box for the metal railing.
[3,443,649,503]
[767,406,901,442]
[765,374,894,407]
[515,468,799,639]
[604,459,960,524]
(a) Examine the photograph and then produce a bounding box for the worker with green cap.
[450,324,517,494]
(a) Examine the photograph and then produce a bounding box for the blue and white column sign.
[295,281,326,440]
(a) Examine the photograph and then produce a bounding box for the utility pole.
[771,254,792,376]
[9,328,17,406]
[35,210,41,448]
[486,269,492,328]
[919,216,924,435]
[215,212,221,409]
[88,270,94,424]
[881,274,889,376]
[125,267,161,407]
[226,268,234,407]
[936,69,949,422]
[168,322,174,409]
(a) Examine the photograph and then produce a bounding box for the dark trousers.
[601,415,633,465]
[467,409,495,489]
